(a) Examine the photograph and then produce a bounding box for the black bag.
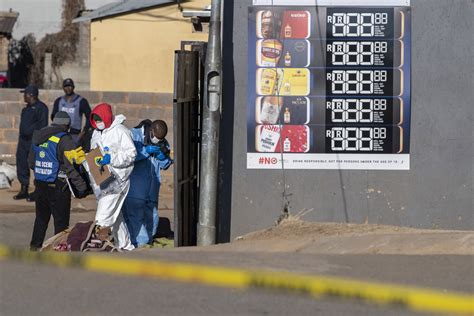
[66,164,93,198]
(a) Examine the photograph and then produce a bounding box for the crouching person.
[123,120,173,247]
[28,111,89,251]
[89,103,136,251]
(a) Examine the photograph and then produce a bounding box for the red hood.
[90,103,113,129]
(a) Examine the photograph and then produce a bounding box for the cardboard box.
[85,147,112,187]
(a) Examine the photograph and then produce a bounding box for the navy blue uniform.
[16,100,48,185]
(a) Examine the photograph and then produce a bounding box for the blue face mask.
[96,122,105,130]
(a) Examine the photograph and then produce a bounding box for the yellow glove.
[64,147,86,165]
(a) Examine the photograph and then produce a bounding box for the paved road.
[1,211,472,315]
[2,260,428,316]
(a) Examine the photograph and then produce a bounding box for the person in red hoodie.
[88,103,136,250]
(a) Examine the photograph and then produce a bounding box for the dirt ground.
[200,216,474,255]
[0,182,174,248]
[1,182,472,256]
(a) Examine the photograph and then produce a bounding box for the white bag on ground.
[0,172,10,189]
[0,162,16,189]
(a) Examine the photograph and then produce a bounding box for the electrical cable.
[267,0,291,222]
[266,0,349,223]
[314,2,349,222]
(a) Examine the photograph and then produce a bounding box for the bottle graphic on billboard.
[284,137,291,152]
[284,51,292,66]
[284,107,291,123]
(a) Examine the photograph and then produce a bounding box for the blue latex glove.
[161,158,173,170]
[145,145,161,155]
[98,153,111,166]
[157,151,167,161]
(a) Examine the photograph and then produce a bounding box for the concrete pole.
[197,0,222,246]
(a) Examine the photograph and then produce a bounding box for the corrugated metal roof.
[0,11,19,35]
[73,0,175,23]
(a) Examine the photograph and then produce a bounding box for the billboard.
[247,1,411,169]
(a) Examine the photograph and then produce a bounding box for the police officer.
[28,111,89,251]
[51,78,92,148]
[13,85,48,201]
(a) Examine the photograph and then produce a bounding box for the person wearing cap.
[13,85,49,201]
[89,103,136,250]
[27,111,89,251]
[122,119,173,247]
[51,78,92,148]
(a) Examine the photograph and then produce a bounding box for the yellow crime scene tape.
[0,243,472,315]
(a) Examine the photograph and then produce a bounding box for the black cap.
[52,111,71,126]
[20,85,39,97]
[63,78,75,87]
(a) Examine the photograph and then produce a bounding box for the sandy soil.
[204,216,474,255]
[1,183,472,255]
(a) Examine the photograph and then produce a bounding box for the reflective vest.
[33,132,66,183]
[58,95,82,131]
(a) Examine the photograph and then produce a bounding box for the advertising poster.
[248,0,411,169]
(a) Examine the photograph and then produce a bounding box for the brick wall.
[0,88,175,209]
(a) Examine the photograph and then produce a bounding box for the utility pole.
[197,0,222,246]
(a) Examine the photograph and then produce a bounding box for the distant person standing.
[13,85,48,201]
[7,38,34,88]
[51,78,92,148]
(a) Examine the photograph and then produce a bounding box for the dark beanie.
[52,111,71,126]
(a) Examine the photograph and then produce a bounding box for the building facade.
[77,0,210,93]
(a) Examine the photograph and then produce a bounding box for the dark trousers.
[16,139,31,185]
[30,180,72,249]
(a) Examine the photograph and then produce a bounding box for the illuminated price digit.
[360,42,374,65]
[373,127,387,139]
[344,127,359,151]
[327,41,391,66]
[373,99,387,110]
[346,70,360,94]
[359,99,373,123]
[346,13,361,37]
[345,99,358,122]
[361,13,375,36]
[331,99,344,122]
[331,42,345,65]
[359,127,374,151]
[331,127,345,151]
[329,127,387,151]
[347,42,359,65]
[329,12,389,37]
[331,70,346,94]
[374,13,388,25]
[374,41,388,53]
[328,70,388,94]
[373,70,387,82]
[360,70,374,94]
[329,99,375,123]
[329,41,379,66]
[332,13,346,37]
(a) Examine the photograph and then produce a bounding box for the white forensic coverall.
[90,114,137,250]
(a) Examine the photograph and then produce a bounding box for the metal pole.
[197,0,222,246]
